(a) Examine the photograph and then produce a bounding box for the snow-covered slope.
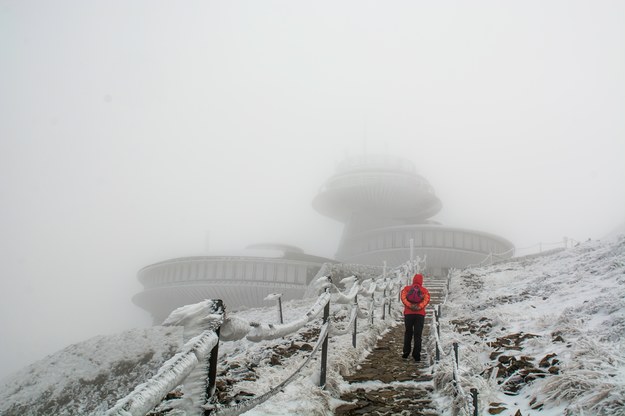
[0,327,183,416]
[1,237,623,416]
[437,236,625,415]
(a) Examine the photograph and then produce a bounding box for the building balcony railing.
[337,225,515,259]
[318,171,436,196]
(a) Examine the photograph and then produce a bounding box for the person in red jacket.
[400,273,430,362]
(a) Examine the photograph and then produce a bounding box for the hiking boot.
[402,354,409,359]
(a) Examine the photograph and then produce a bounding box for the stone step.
[337,322,442,415]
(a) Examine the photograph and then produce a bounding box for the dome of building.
[133,153,514,323]
[313,154,514,275]
[313,154,442,222]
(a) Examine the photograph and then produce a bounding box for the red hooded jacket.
[401,273,430,316]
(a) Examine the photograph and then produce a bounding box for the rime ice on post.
[264,292,284,324]
[162,300,224,415]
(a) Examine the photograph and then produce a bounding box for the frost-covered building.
[133,244,334,323]
[312,154,514,275]
[133,154,514,321]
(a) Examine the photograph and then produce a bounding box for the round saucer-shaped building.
[313,154,514,275]
[133,244,335,324]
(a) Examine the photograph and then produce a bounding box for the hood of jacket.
[412,273,423,286]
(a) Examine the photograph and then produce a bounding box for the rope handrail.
[542,240,567,246]
[209,322,331,416]
[332,280,362,304]
[463,237,573,270]
[451,353,474,415]
[431,316,445,359]
[515,243,542,250]
[218,290,331,343]
[329,303,360,336]
[210,265,404,414]
[106,329,221,416]
[463,252,492,269]
[431,324,476,415]
[517,238,573,251]
[246,291,331,342]
[493,247,515,257]
[431,281,478,416]
[107,256,422,416]
[460,236,585,272]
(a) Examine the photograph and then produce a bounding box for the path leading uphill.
[336,322,439,415]
[335,277,446,415]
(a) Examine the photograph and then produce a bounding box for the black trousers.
[403,314,425,359]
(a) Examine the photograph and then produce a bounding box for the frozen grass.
[1,237,623,415]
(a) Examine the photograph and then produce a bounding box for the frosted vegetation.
[0,237,623,415]
[436,236,625,415]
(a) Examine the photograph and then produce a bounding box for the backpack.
[406,285,424,304]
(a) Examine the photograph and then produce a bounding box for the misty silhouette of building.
[134,154,514,322]
[133,244,334,323]
[312,154,514,275]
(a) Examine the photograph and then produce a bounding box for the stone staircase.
[423,275,447,307]
[335,277,446,415]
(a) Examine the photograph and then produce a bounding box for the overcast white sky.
[1,0,624,380]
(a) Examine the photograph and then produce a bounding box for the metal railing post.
[381,297,386,320]
[434,310,440,362]
[206,326,220,399]
[204,299,223,415]
[471,388,479,416]
[383,280,387,319]
[319,290,330,388]
[352,294,358,348]
[436,319,441,340]
[264,293,284,324]
[371,292,375,325]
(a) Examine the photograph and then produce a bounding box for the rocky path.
[335,319,441,416]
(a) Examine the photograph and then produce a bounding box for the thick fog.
[1,1,624,380]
